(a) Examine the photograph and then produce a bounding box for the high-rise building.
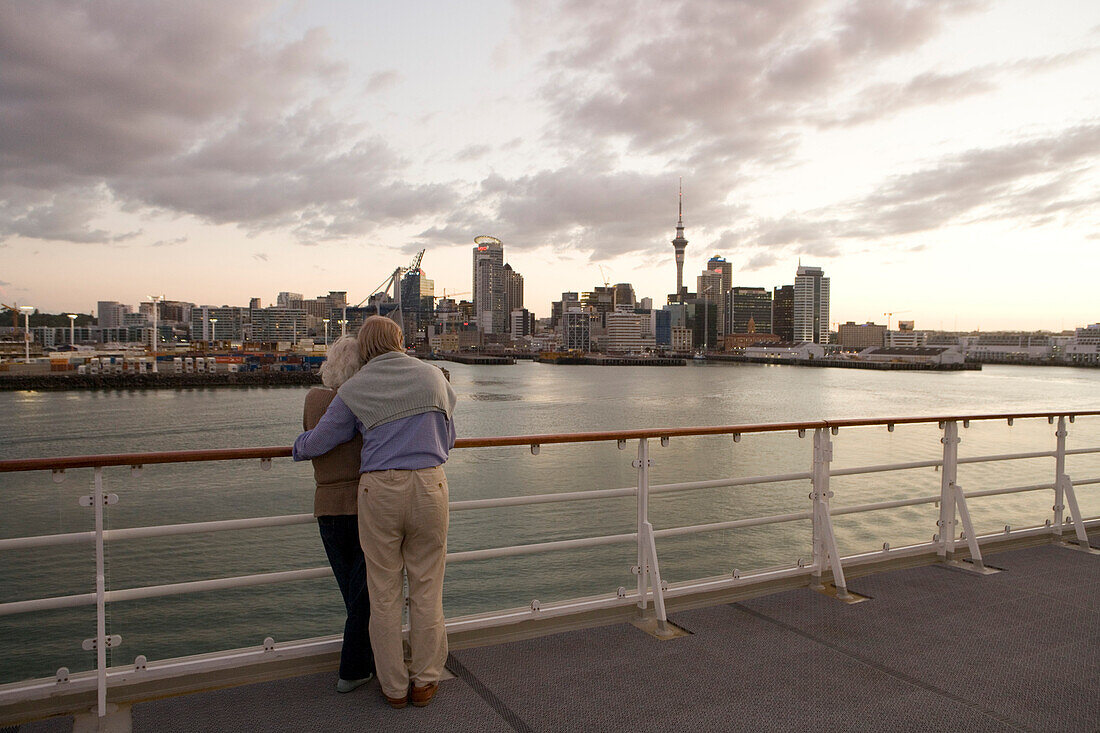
[551,292,580,331]
[250,307,308,343]
[503,264,524,316]
[772,285,794,342]
[605,311,653,353]
[612,283,636,309]
[670,183,688,302]
[732,287,773,334]
[510,308,534,341]
[191,306,249,341]
[471,236,506,334]
[793,265,830,344]
[707,256,733,335]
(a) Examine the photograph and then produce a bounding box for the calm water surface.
[2,362,1099,683]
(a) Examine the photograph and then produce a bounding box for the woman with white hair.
[294,316,456,709]
[301,335,375,693]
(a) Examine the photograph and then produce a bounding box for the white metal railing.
[1,412,1099,720]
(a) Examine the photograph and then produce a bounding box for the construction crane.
[598,265,611,289]
[340,250,427,337]
[431,289,470,301]
[1,302,20,328]
[883,310,910,330]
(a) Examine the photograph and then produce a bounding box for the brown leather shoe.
[410,682,438,707]
[383,690,408,709]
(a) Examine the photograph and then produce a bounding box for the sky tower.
[671,179,688,302]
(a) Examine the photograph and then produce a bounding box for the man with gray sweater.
[293,316,456,709]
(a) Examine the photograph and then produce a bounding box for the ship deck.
[16,534,1099,733]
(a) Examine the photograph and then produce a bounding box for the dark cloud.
[0,1,457,245]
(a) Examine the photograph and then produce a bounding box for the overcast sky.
[1,0,1098,329]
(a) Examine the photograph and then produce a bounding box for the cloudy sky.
[1,0,1098,329]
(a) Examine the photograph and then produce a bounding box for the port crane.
[883,310,911,330]
[340,250,426,337]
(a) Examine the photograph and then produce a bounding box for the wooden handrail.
[1,411,1097,473]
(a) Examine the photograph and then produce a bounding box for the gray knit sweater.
[337,351,456,430]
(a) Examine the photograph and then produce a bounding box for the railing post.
[633,438,669,633]
[938,421,960,560]
[1053,416,1067,537]
[85,467,109,718]
[636,438,649,609]
[810,428,849,599]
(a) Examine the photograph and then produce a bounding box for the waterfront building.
[965,333,1053,361]
[732,287,772,334]
[96,301,132,329]
[428,332,459,352]
[605,311,654,353]
[859,346,964,364]
[837,322,887,350]
[510,308,534,341]
[563,308,592,351]
[190,306,249,342]
[772,285,794,342]
[724,331,781,350]
[745,342,825,359]
[139,299,193,325]
[670,185,688,302]
[1066,323,1100,364]
[886,329,928,347]
[793,266,830,344]
[671,326,692,350]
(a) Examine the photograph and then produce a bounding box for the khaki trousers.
[358,466,449,699]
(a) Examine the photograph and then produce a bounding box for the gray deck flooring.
[23,539,1099,732]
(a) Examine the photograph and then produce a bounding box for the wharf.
[537,355,686,366]
[0,371,321,391]
[440,354,516,365]
[703,354,981,371]
[15,535,1096,732]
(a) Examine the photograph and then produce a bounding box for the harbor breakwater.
[702,354,980,370]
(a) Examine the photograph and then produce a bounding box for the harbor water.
[2,362,1099,684]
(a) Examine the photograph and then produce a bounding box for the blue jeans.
[317,515,375,680]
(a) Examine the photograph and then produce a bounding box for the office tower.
[732,287,773,334]
[510,308,534,340]
[472,236,506,334]
[503,264,524,315]
[640,297,653,310]
[613,283,636,309]
[670,184,688,302]
[772,285,794,341]
[707,256,733,335]
[249,298,262,310]
[793,265,830,344]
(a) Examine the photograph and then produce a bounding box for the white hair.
[319,336,363,388]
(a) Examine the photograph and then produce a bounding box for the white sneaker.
[336,673,374,693]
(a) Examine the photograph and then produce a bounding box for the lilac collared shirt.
[292,395,455,472]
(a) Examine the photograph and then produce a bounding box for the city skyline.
[2,0,1098,330]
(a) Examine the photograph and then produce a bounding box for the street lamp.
[18,306,34,362]
[322,318,330,347]
[148,294,164,373]
[209,318,218,347]
[67,314,78,348]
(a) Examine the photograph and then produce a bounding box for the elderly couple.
[293,315,456,709]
